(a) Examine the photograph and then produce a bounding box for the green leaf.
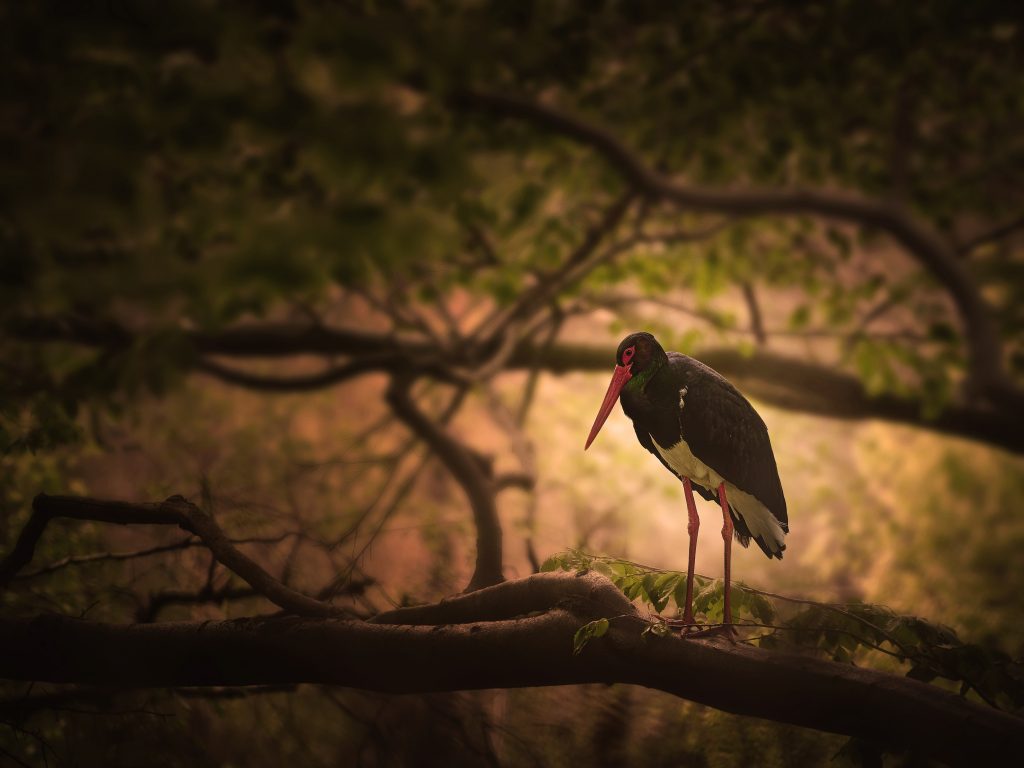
[620,573,646,602]
[573,618,610,655]
[540,554,567,572]
[692,580,724,619]
[647,572,681,613]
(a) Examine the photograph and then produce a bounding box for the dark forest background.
[2,2,1024,766]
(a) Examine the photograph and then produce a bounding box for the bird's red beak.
[585,363,632,450]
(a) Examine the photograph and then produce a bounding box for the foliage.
[2,1,1023,451]
[543,548,774,628]
[544,549,1024,715]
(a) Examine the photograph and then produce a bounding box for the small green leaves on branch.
[572,618,609,655]
[542,549,773,626]
[543,549,1024,715]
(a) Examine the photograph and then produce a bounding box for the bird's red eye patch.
[622,346,635,364]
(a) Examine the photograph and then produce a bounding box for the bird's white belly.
[652,436,724,490]
[651,435,786,552]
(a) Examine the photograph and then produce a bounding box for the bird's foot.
[679,622,738,641]
[676,613,698,636]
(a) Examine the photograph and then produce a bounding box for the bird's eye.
[623,346,635,363]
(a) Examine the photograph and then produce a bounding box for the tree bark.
[0,572,1019,767]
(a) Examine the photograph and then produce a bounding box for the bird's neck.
[624,358,664,394]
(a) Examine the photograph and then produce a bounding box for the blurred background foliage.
[2,0,1024,765]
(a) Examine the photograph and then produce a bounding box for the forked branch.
[1,494,343,618]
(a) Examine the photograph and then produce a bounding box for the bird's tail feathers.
[730,503,786,560]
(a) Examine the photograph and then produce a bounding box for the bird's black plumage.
[616,333,788,558]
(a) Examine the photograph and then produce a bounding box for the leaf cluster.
[544,549,1024,715]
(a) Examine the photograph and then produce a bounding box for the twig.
[739,281,767,346]
[15,538,198,579]
[956,211,1024,255]
[515,308,564,427]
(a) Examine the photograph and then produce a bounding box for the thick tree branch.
[454,89,1012,404]
[370,571,632,626]
[505,343,1024,455]
[15,312,1023,452]
[0,572,1019,766]
[9,316,1022,452]
[195,358,391,391]
[494,472,535,493]
[1,494,344,618]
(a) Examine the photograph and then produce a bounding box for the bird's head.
[585,332,666,450]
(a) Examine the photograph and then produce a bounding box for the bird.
[584,331,788,633]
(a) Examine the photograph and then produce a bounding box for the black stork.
[585,331,788,632]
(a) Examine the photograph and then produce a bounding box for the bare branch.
[195,358,389,391]
[957,211,1024,255]
[326,387,465,562]
[14,531,306,582]
[2,494,344,618]
[515,309,564,426]
[14,538,197,579]
[482,385,536,485]
[0,495,186,588]
[739,281,767,346]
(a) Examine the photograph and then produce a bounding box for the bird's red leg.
[681,477,700,631]
[717,481,734,627]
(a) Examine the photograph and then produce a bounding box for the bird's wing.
[665,353,788,530]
